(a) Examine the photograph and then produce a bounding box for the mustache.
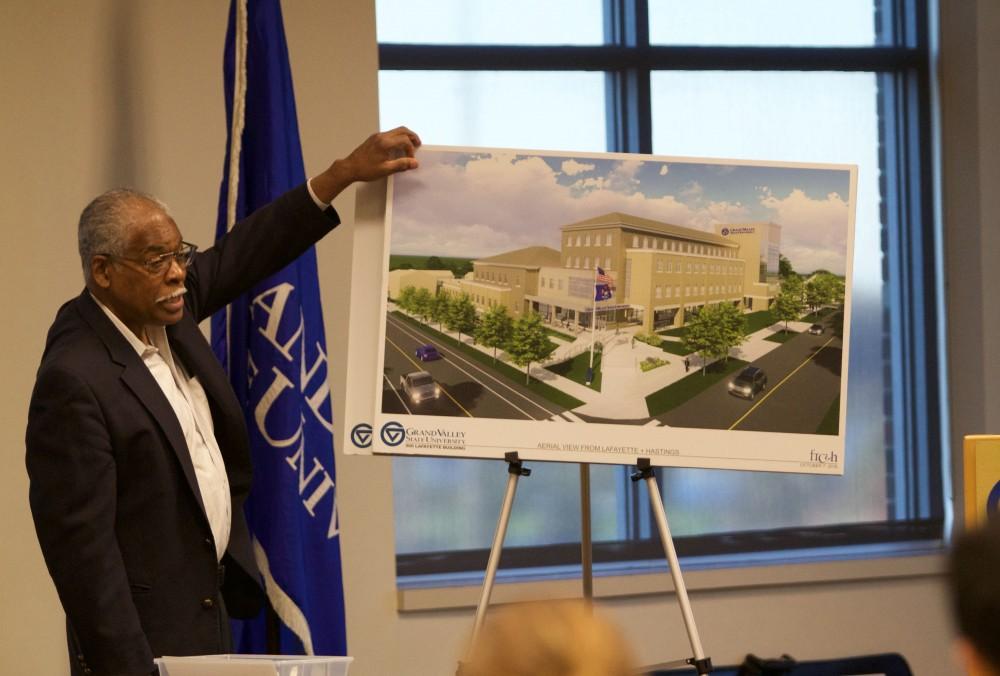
[156,288,187,303]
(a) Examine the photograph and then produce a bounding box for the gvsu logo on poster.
[350,423,373,448]
[380,421,406,447]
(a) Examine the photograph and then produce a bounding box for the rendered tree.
[505,312,556,384]
[446,293,478,342]
[778,254,795,279]
[716,302,747,362]
[450,260,473,277]
[396,285,416,311]
[804,277,825,312]
[412,287,434,322]
[829,275,846,305]
[681,305,730,375]
[474,304,514,363]
[773,276,805,332]
[812,273,843,308]
[425,255,447,270]
[430,292,451,331]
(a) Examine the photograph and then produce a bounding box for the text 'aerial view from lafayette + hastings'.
[380,147,854,441]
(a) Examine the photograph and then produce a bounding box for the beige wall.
[2,1,996,675]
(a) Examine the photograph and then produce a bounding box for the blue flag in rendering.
[211,0,346,656]
[595,266,614,301]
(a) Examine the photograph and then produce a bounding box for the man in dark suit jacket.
[26,127,420,676]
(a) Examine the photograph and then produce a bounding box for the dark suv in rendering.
[728,366,768,400]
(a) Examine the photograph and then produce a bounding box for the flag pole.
[586,265,597,385]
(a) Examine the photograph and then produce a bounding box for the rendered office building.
[438,212,781,332]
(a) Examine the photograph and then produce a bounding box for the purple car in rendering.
[415,344,442,361]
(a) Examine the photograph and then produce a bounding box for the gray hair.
[78,188,170,281]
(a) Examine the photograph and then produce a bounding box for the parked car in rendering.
[415,344,442,361]
[807,323,824,335]
[728,366,768,400]
[400,371,441,403]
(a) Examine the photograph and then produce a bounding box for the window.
[605,257,611,270]
[378,0,943,581]
[605,233,612,246]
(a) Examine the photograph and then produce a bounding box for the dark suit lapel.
[75,292,209,521]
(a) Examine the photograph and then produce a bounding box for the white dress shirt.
[92,294,231,561]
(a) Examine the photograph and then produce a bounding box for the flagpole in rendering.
[586,265,598,386]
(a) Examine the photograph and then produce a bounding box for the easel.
[459,453,713,675]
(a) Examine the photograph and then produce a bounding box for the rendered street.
[381,309,842,435]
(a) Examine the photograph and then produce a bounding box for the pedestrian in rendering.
[684,357,691,372]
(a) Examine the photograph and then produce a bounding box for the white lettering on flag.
[301,339,334,433]
[254,367,302,448]
[285,439,340,539]
[252,282,303,362]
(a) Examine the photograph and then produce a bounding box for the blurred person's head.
[462,600,636,676]
[949,517,1000,675]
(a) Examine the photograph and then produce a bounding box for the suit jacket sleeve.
[184,183,340,323]
[26,363,154,675]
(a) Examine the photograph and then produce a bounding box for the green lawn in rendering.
[658,310,777,339]
[742,310,778,334]
[764,330,799,344]
[659,340,695,356]
[645,358,748,416]
[544,327,577,343]
[546,351,602,391]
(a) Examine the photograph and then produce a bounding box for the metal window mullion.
[604,0,651,154]
[379,44,921,72]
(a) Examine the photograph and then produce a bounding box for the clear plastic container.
[155,654,352,676]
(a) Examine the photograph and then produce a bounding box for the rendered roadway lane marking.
[727,335,837,431]
[386,335,474,418]
[382,373,413,415]
[386,314,550,421]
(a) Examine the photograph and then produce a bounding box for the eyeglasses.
[100,241,198,275]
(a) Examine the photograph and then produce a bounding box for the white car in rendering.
[399,371,441,403]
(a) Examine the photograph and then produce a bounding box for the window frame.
[379,0,945,581]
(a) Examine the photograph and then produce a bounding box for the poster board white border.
[347,146,856,475]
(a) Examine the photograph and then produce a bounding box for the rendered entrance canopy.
[344,146,857,474]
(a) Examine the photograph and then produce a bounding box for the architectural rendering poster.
[358,146,856,474]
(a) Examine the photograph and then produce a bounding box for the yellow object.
[963,435,1000,526]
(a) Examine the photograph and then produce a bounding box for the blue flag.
[595,266,614,301]
[211,0,346,656]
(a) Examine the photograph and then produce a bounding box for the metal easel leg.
[458,452,531,675]
[580,462,593,600]
[633,458,713,675]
